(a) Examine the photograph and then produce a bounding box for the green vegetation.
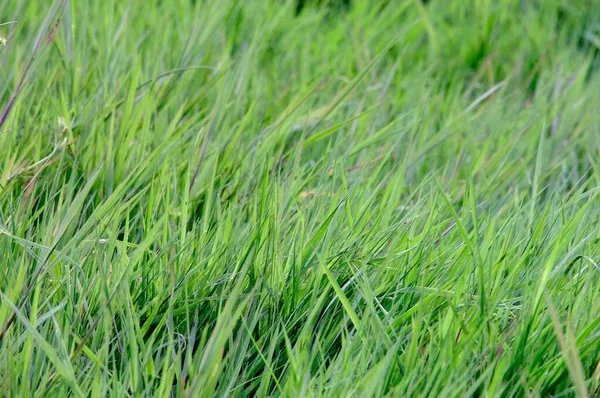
[1,0,600,396]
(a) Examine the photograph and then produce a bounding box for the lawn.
[1,0,600,396]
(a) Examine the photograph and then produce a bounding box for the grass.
[1,0,600,396]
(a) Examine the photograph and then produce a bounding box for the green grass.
[1,0,600,396]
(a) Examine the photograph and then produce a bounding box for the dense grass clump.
[1,0,600,396]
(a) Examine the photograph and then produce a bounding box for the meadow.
[1,0,600,396]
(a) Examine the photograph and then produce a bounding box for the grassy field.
[1,0,600,396]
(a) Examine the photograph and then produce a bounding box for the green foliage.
[0,0,599,396]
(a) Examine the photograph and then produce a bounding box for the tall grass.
[1,0,599,396]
